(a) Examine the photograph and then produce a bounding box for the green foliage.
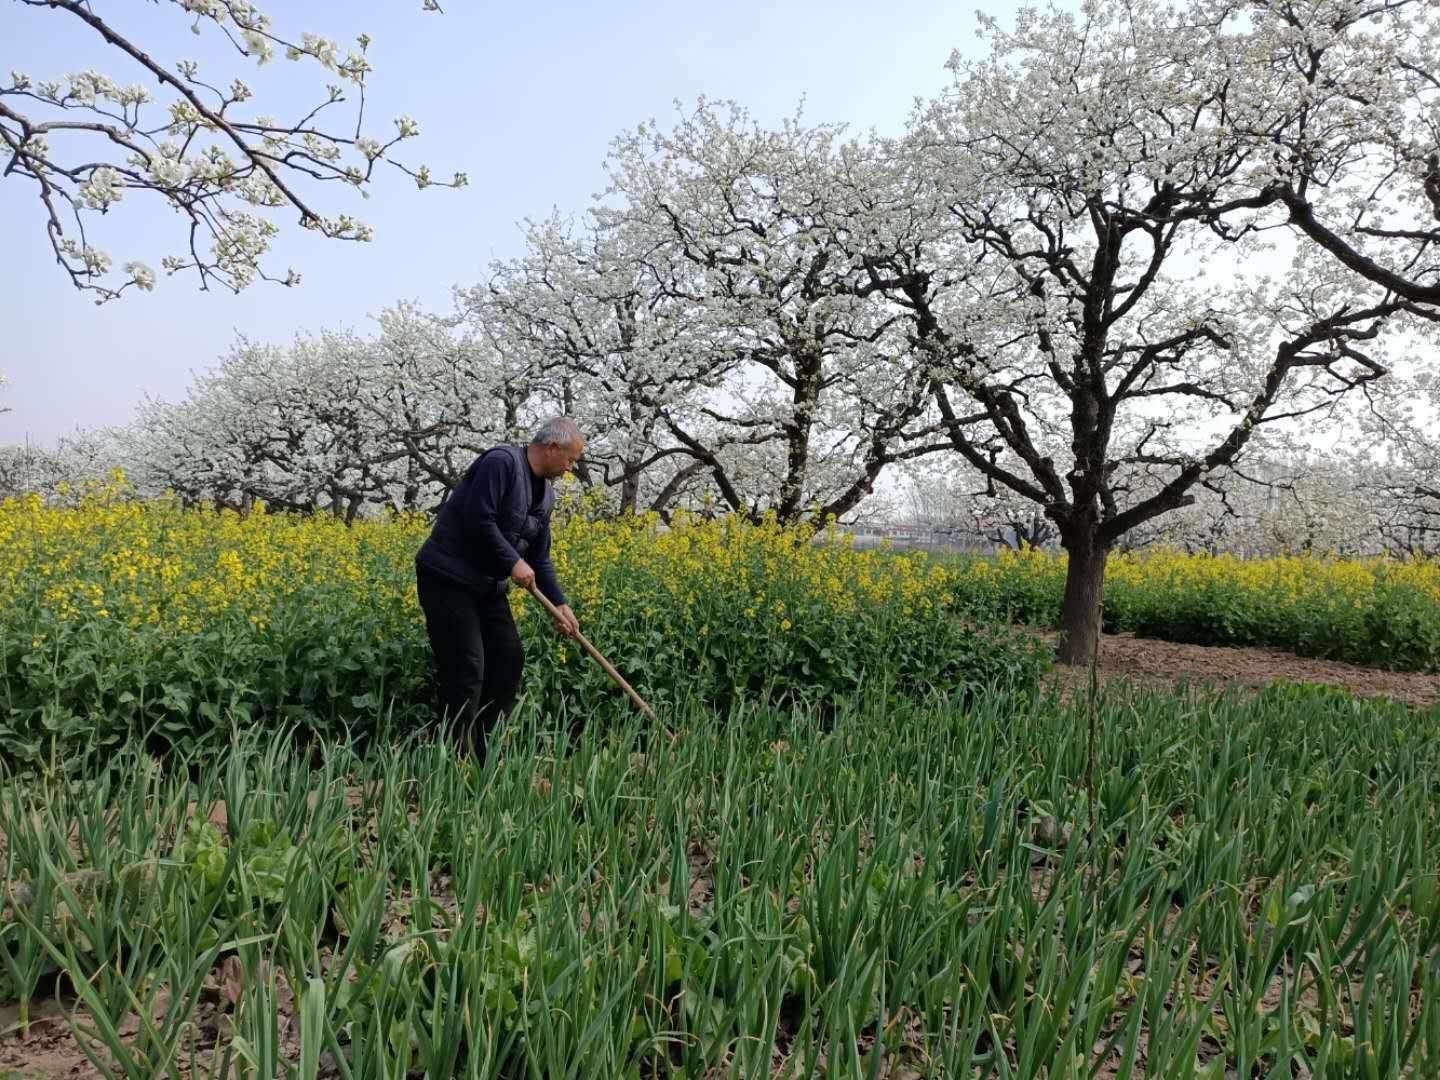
[1,685,1437,1076]
[946,548,1440,671]
[0,500,1048,766]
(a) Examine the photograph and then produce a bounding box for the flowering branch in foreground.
[1,0,466,302]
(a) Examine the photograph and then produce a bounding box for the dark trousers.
[414,560,524,755]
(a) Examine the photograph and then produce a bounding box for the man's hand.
[510,558,536,589]
[552,604,580,639]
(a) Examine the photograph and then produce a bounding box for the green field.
[3,500,1439,1076]
[3,682,1437,1077]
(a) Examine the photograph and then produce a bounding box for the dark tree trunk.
[776,353,821,522]
[1057,530,1108,665]
[619,456,641,515]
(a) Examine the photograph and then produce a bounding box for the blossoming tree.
[117,303,536,516]
[359,300,543,503]
[532,101,954,523]
[0,427,122,502]
[470,217,715,517]
[864,0,1440,662]
[1363,372,1440,556]
[1,0,462,301]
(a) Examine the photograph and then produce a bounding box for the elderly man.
[414,417,583,754]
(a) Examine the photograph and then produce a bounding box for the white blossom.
[242,30,276,65]
[58,240,112,275]
[290,33,340,69]
[124,261,157,291]
[19,133,49,160]
[79,167,124,209]
[147,151,190,188]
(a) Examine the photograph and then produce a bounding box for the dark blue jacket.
[416,445,567,606]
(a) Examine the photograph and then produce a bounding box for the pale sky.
[0,1,1010,447]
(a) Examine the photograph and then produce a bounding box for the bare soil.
[1033,628,1440,709]
[0,998,89,1079]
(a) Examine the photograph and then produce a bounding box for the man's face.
[538,439,584,479]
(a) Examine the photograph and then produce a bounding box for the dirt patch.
[0,980,251,1080]
[1032,629,1440,709]
[0,998,100,1079]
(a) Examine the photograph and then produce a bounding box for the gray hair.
[530,416,584,449]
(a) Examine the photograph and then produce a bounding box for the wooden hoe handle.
[525,582,658,721]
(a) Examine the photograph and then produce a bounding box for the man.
[414,417,583,755]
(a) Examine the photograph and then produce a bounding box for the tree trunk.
[619,457,641,515]
[1057,533,1108,665]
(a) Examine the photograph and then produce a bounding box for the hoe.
[524,581,658,723]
